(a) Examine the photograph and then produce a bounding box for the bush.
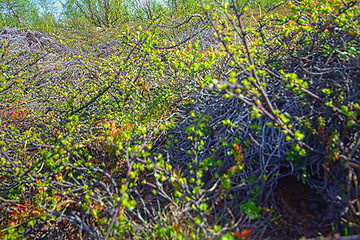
[0,0,359,239]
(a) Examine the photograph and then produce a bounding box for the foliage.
[0,0,359,239]
[62,0,131,28]
[0,0,35,27]
[200,0,360,237]
[0,0,61,31]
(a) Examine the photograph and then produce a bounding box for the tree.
[127,0,165,21]
[0,0,35,27]
[62,0,130,28]
[0,0,60,30]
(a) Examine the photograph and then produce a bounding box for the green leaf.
[28,219,36,226]
[347,120,356,128]
[322,88,332,95]
[299,148,307,157]
[295,130,305,141]
[18,227,25,234]
[222,232,234,240]
[302,25,313,31]
[214,225,221,231]
[192,186,200,195]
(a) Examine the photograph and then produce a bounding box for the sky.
[54,1,62,10]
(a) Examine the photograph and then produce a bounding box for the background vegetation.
[0,0,359,239]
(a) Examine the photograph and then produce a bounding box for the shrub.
[0,0,359,239]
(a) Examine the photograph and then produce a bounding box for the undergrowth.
[0,0,359,239]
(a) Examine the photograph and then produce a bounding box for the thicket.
[0,0,359,239]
